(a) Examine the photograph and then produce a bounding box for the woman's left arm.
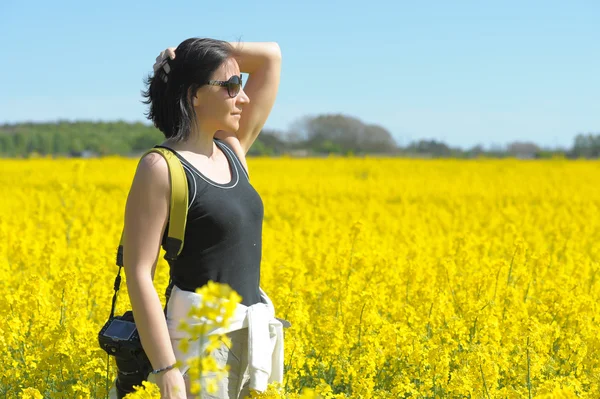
[226,41,282,155]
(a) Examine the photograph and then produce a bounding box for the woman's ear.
[192,87,203,107]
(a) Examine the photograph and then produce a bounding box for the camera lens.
[114,352,151,399]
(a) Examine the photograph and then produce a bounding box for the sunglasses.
[206,74,243,98]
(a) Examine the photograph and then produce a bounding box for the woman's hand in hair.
[153,47,176,74]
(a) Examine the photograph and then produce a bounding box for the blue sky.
[1,0,598,150]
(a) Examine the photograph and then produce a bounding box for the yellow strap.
[116,147,188,266]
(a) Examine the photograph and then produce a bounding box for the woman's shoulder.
[136,151,171,192]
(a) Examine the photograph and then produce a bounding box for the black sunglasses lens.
[227,76,242,97]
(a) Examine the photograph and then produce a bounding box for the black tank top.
[154,138,264,307]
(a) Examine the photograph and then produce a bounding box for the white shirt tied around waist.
[165,284,284,393]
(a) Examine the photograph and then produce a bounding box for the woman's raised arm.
[226,41,282,155]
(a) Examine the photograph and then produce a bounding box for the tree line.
[0,115,597,159]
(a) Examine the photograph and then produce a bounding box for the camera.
[98,311,152,398]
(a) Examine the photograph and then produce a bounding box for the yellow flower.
[19,388,43,399]
[3,156,600,398]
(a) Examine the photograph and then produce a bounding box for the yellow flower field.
[1,154,599,398]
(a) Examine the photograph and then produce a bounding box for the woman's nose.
[237,87,250,105]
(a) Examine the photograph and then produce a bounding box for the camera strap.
[109,147,189,320]
[108,267,175,319]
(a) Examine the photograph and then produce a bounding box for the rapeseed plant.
[1,156,599,398]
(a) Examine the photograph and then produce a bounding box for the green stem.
[527,336,532,399]
[105,353,109,399]
[480,363,491,399]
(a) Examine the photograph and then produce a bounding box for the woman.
[112,38,282,399]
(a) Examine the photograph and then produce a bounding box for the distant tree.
[246,139,272,156]
[281,118,309,144]
[52,131,69,154]
[132,130,163,151]
[254,129,287,154]
[362,124,398,152]
[506,141,540,159]
[288,113,397,154]
[244,130,285,156]
[0,134,13,155]
[0,120,592,159]
[572,133,600,158]
[467,144,486,157]
[406,139,452,157]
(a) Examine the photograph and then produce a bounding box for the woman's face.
[192,57,250,134]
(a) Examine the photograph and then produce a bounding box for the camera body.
[98,311,152,398]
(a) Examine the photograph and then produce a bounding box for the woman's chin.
[227,122,240,132]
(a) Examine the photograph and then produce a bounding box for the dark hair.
[141,38,234,142]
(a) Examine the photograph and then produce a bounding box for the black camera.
[98,311,152,398]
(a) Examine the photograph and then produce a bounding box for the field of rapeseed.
[1,154,599,398]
